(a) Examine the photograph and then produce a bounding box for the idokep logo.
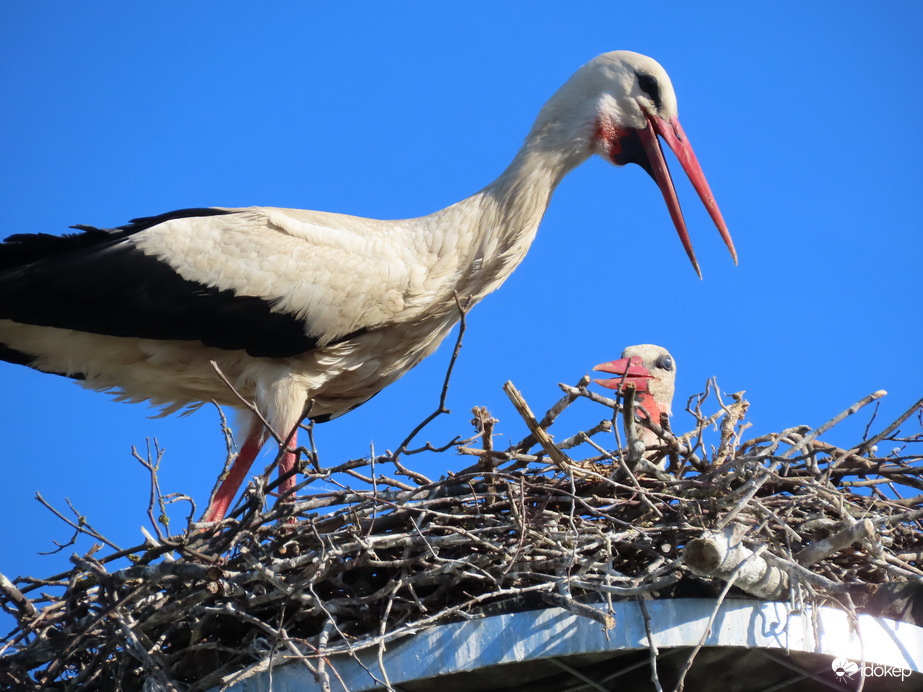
[831,657,858,682]
[830,656,913,684]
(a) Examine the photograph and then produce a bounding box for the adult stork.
[0,51,734,522]
[593,344,677,450]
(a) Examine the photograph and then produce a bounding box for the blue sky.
[1,3,921,600]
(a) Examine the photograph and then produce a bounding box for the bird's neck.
[638,393,670,422]
[437,135,592,304]
[487,139,587,221]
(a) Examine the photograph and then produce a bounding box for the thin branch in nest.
[131,439,180,541]
[713,390,750,466]
[504,380,569,469]
[389,293,472,483]
[34,493,122,555]
[547,657,610,692]
[303,415,321,472]
[471,405,497,452]
[795,518,876,567]
[783,389,887,460]
[209,360,282,444]
[515,374,590,453]
[557,381,621,411]
[113,608,181,692]
[209,401,238,487]
[661,413,681,475]
[682,379,722,458]
[621,382,644,469]
[855,394,923,457]
[570,573,680,597]
[637,597,663,692]
[470,405,500,476]
[558,419,612,450]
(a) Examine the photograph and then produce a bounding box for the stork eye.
[656,354,673,371]
[637,73,662,109]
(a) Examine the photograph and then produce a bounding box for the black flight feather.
[0,207,326,359]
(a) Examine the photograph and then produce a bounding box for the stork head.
[592,343,676,419]
[534,51,736,278]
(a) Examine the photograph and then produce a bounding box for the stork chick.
[1,52,732,521]
[593,344,676,450]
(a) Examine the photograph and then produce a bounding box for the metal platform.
[216,598,923,691]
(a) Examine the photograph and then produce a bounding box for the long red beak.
[592,355,653,393]
[637,113,737,278]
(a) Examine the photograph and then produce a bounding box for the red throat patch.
[594,117,628,158]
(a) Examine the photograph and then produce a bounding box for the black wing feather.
[0,208,322,358]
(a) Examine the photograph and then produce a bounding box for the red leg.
[277,428,298,502]
[202,432,263,522]
[202,418,302,522]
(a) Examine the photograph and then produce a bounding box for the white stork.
[0,52,734,522]
[593,344,677,449]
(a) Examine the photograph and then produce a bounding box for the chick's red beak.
[592,355,653,393]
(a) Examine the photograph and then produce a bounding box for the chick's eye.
[637,73,662,109]
[657,355,674,371]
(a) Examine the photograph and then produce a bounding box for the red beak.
[592,355,653,393]
[637,113,737,279]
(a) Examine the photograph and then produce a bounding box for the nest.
[1,367,921,691]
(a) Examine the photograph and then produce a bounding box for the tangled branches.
[0,376,921,691]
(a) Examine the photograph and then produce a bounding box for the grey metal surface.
[215,598,923,691]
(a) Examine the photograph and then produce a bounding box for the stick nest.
[1,375,921,691]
